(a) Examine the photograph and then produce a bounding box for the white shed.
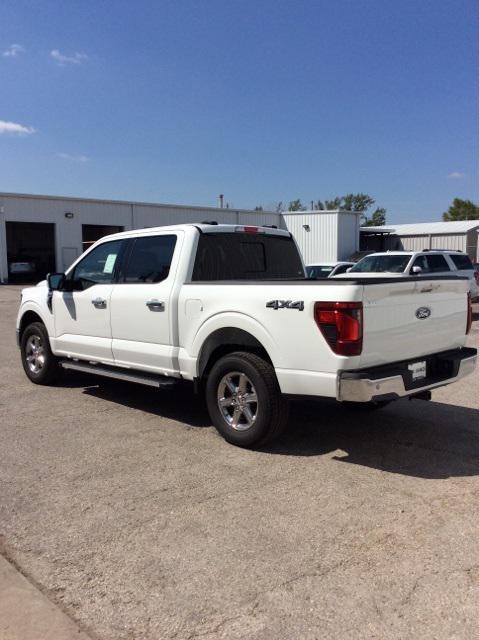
[281,210,361,264]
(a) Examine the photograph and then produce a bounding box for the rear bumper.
[338,347,477,403]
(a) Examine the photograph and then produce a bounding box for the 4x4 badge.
[266,300,304,311]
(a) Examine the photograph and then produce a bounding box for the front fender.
[17,300,54,337]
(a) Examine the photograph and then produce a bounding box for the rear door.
[110,232,181,375]
[53,239,124,361]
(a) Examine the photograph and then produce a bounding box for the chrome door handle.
[91,297,107,309]
[146,299,165,311]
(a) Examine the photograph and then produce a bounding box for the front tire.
[205,351,288,448]
[20,322,59,385]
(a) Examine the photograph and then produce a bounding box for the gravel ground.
[1,284,478,640]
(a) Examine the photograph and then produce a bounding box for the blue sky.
[1,0,478,222]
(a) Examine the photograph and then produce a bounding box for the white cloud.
[448,171,465,179]
[2,44,25,57]
[57,152,89,163]
[50,49,87,66]
[0,120,35,135]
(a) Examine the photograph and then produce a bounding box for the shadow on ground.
[265,398,479,479]
[73,373,479,481]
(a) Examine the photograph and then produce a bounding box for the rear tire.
[205,351,288,448]
[20,322,59,385]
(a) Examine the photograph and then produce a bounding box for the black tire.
[20,322,59,385]
[205,351,288,448]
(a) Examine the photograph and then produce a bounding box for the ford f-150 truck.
[16,223,477,447]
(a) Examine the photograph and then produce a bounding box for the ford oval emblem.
[416,307,431,319]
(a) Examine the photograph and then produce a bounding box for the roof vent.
[201,220,218,225]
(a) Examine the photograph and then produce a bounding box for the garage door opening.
[6,221,56,283]
[82,224,124,248]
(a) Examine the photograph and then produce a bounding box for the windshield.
[306,265,334,278]
[350,254,411,273]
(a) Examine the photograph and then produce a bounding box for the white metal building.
[0,192,362,282]
[0,192,283,283]
[361,221,479,260]
[281,210,361,264]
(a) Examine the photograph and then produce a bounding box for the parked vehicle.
[9,260,36,275]
[335,250,479,300]
[16,224,476,447]
[473,263,479,288]
[306,262,355,278]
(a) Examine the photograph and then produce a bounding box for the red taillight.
[314,301,363,356]
[466,292,472,335]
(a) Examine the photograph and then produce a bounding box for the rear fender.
[191,312,280,376]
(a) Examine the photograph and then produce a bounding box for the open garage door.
[6,221,56,283]
[82,224,124,249]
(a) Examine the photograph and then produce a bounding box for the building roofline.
[282,209,361,215]
[0,191,276,216]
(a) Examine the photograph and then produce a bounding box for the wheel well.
[198,328,272,379]
[19,311,44,339]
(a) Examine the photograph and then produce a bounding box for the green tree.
[362,207,386,226]
[442,198,479,221]
[288,199,306,211]
[312,193,386,225]
[342,193,375,212]
[314,197,342,210]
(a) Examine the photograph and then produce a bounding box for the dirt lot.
[1,284,478,640]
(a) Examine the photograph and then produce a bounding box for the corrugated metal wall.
[337,213,361,260]
[282,213,339,263]
[282,211,361,264]
[388,233,476,259]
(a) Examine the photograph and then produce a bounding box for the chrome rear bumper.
[338,348,477,403]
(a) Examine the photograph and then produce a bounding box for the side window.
[72,240,123,290]
[426,255,451,272]
[412,255,429,272]
[449,254,473,270]
[123,235,177,283]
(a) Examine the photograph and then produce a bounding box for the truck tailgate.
[360,277,469,368]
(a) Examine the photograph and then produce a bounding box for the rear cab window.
[192,232,304,280]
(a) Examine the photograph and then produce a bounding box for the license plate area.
[408,360,427,381]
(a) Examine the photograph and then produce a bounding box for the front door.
[52,239,124,362]
[110,233,180,375]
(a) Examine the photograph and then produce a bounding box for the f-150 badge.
[266,300,304,311]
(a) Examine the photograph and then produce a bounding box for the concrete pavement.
[1,284,478,640]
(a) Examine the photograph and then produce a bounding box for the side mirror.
[412,266,422,274]
[346,267,353,272]
[47,272,65,291]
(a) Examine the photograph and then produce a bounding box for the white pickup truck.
[16,223,476,447]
